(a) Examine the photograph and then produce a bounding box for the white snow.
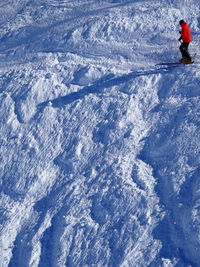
[0,0,199,266]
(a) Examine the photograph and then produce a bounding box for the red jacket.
[180,21,192,42]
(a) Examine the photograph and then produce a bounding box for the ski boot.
[179,58,194,64]
[184,58,194,64]
[179,58,187,63]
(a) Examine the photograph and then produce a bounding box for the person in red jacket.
[178,20,193,63]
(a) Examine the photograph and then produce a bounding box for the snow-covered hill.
[0,0,199,266]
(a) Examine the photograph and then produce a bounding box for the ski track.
[0,0,200,266]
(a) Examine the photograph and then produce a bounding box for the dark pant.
[180,42,191,60]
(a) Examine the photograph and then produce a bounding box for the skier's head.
[179,20,185,25]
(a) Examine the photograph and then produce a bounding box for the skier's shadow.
[37,66,175,111]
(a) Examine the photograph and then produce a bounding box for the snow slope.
[0,0,199,266]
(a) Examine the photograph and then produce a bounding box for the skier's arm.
[180,28,188,41]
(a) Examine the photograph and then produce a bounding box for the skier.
[178,20,193,64]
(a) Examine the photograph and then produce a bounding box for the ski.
[157,61,194,66]
[157,62,182,65]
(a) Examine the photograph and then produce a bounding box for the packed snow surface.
[0,0,199,266]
